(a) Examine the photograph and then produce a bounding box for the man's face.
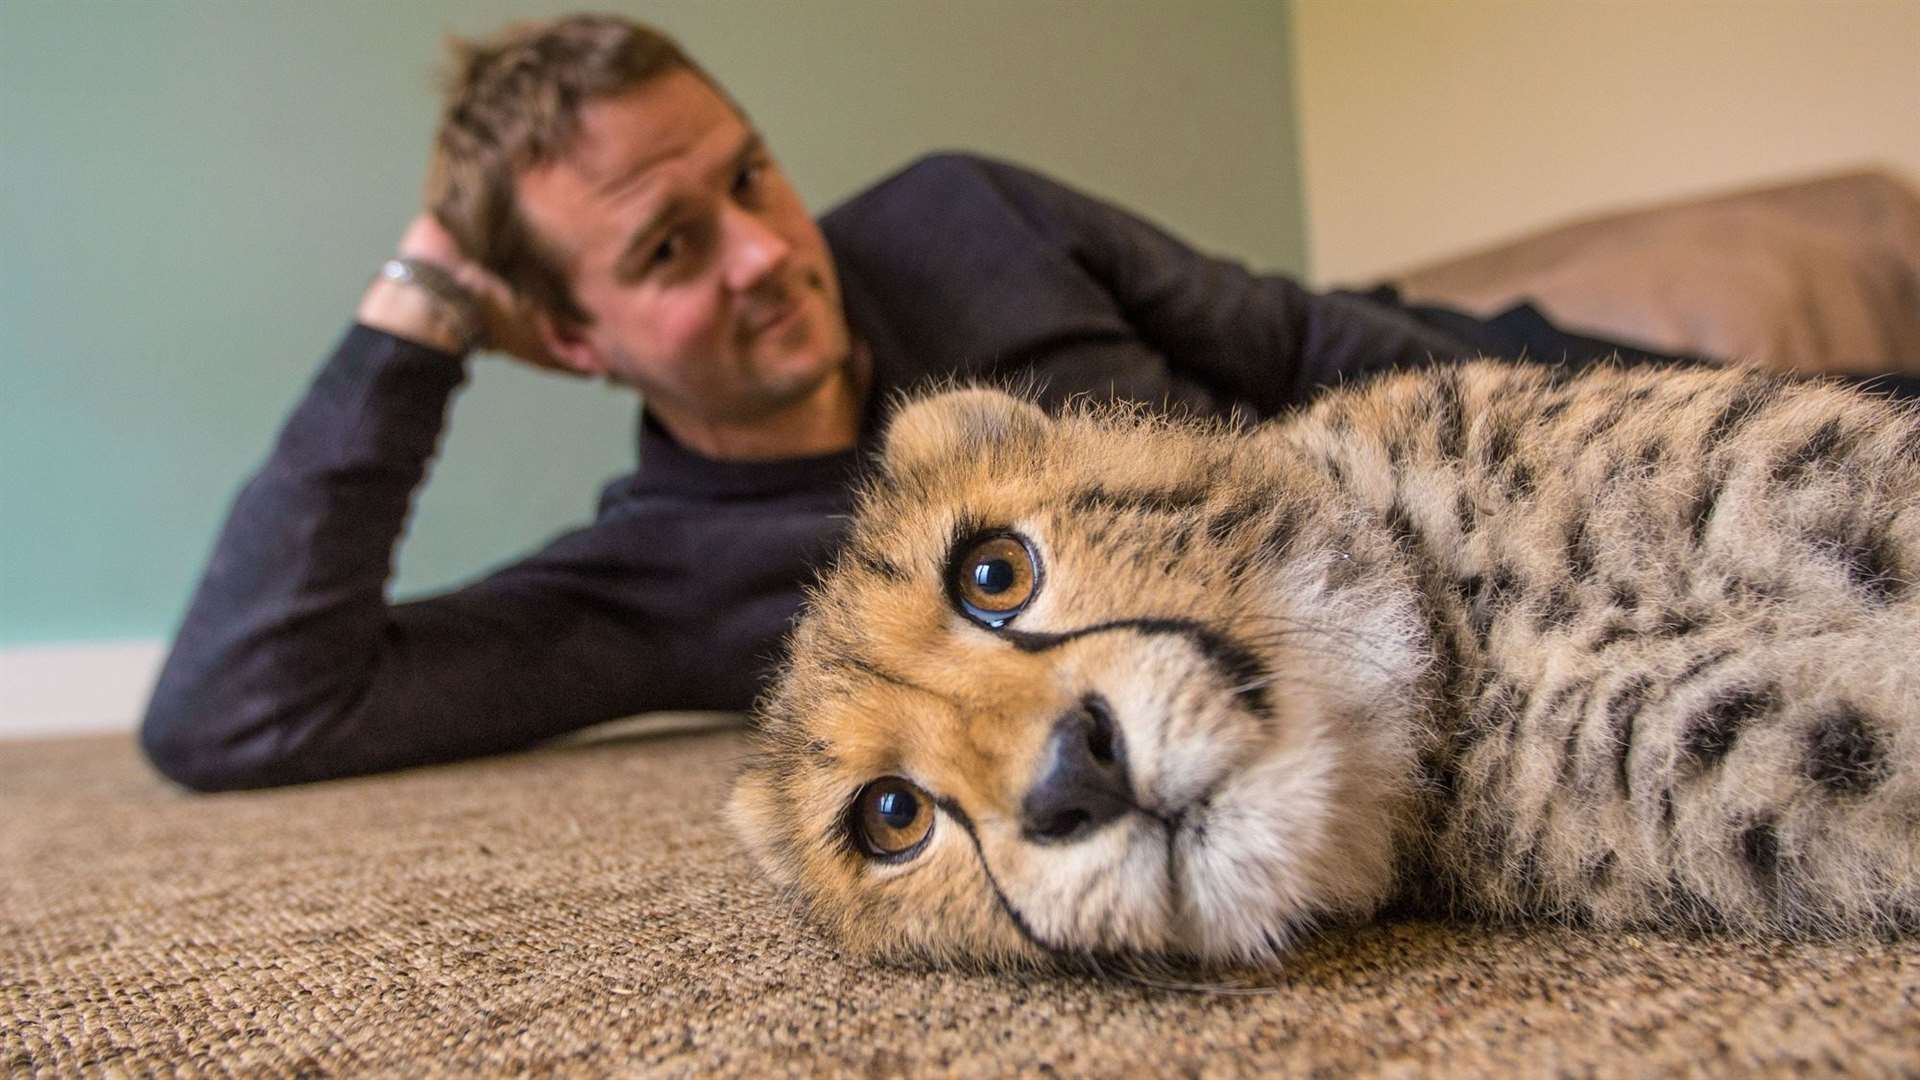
[517,70,850,427]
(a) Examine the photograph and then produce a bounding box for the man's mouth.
[746,269,828,339]
[747,292,806,338]
[761,298,803,334]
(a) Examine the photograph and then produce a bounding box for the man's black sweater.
[141,154,1671,791]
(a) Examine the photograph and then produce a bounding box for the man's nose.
[720,205,792,292]
[1020,695,1133,844]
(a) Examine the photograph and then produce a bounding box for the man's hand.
[357,213,583,377]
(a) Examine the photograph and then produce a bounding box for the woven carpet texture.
[4,723,1916,1076]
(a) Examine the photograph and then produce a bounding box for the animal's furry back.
[1290,362,1919,937]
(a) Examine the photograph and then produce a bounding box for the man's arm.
[144,220,685,791]
[964,156,1478,415]
[972,161,1920,405]
[141,317,807,791]
[140,328,560,788]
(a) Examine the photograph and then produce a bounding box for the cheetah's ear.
[879,387,1050,477]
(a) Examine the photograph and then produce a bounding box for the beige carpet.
[4,722,1915,1077]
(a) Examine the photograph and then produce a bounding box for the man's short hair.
[426,13,724,326]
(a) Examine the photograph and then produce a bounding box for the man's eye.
[733,160,765,197]
[649,233,683,268]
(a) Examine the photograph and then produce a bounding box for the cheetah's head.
[730,388,1429,968]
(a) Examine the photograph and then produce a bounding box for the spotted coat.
[732,362,1920,968]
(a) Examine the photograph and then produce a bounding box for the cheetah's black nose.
[1020,694,1133,844]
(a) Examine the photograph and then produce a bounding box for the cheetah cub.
[731,362,1919,968]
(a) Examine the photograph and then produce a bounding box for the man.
[140,14,1689,791]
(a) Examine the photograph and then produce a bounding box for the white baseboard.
[0,640,165,740]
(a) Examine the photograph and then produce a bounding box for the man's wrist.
[356,256,489,356]
[355,275,474,355]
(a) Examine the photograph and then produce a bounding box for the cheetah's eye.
[851,777,935,860]
[950,532,1041,627]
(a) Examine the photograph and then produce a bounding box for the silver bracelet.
[377,257,485,351]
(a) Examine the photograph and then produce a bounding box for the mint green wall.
[0,1,1302,647]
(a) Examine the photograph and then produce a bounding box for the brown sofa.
[1396,169,1920,378]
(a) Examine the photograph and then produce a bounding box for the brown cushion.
[1395,170,1920,377]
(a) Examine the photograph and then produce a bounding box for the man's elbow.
[139,693,292,793]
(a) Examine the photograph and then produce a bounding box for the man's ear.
[535,310,611,379]
[880,387,1049,477]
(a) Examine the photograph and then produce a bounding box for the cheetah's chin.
[1165,725,1388,963]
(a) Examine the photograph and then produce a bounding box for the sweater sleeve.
[140,327,699,791]
[965,156,1477,416]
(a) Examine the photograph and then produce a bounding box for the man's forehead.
[572,74,741,189]
[515,70,746,248]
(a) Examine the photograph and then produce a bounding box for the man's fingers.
[386,211,592,379]
[396,213,465,265]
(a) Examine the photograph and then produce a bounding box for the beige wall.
[1292,0,1920,285]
